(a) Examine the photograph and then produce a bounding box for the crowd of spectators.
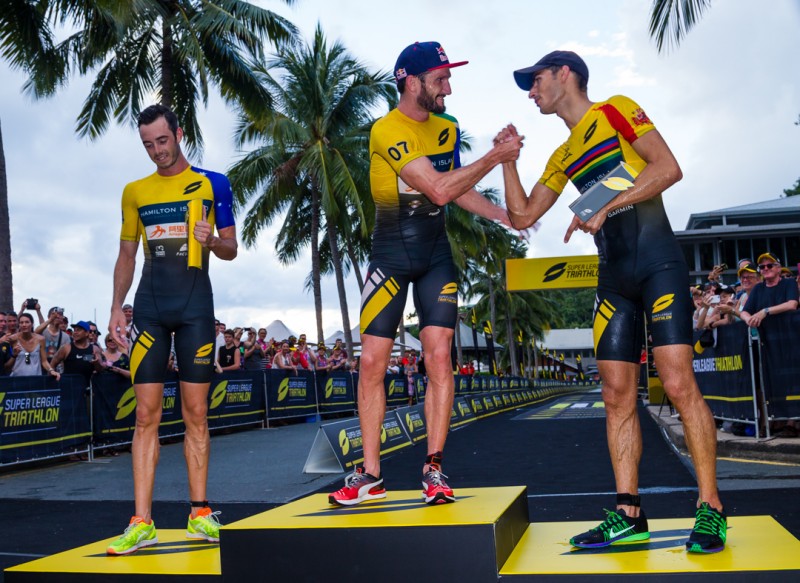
[1,301,375,385]
[690,252,800,437]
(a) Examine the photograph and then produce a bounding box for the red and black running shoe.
[422,466,455,505]
[329,467,386,506]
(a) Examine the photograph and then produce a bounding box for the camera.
[709,295,721,305]
[26,298,38,309]
[719,263,728,271]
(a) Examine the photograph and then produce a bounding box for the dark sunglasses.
[24,352,31,364]
[758,263,778,271]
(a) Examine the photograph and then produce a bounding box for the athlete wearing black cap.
[498,50,727,554]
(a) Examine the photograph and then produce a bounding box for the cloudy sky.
[2,0,799,340]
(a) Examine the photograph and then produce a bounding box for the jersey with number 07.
[368,108,462,261]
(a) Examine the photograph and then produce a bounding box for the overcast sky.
[2,0,799,340]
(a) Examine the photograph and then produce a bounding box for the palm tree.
[228,25,396,346]
[0,0,298,310]
[23,0,299,156]
[0,0,58,310]
[649,0,712,53]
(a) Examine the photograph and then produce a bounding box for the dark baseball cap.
[513,50,589,91]
[394,41,468,83]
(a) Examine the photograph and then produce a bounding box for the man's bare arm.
[109,240,138,346]
[453,189,512,226]
[399,136,523,206]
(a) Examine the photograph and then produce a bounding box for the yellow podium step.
[499,515,800,581]
[220,486,529,582]
[5,529,220,583]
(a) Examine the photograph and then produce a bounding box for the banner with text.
[692,323,755,420]
[0,375,91,465]
[315,371,356,415]
[506,255,599,291]
[266,369,317,419]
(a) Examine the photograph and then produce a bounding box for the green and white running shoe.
[686,502,727,553]
[186,507,222,542]
[570,508,650,548]
[106,516,158,555]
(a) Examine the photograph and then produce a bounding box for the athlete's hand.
[492,131,524,164]
[493,123,519,146]
[194,204,214,247]
[108,308,128,349]
[564,211,607,243]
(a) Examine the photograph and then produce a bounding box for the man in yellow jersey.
[106,105,238,555]
[500,51,725,553]
[329,41,524,506]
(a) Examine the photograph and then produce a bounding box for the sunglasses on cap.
[758,263,778,271]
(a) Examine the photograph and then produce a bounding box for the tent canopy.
[264,320,297,343]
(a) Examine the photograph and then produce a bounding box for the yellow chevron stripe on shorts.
[360,276,400,333]
[593,299,616,353]
[130,331,155,384]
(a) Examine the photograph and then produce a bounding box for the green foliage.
[784,178,800,198]
[550,288,596,328]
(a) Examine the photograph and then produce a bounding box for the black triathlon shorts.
[593,260,693,363]
[130,291,215,384]
[359,240,458,339]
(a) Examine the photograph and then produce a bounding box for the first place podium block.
[220,486,528,583]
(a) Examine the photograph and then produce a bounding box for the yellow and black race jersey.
[369,108,461,263]
[120,165,235,296]
[539,95,683,271]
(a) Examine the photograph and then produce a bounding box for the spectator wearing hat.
[316,345,330,372]
[728,262,759,321]
[50,320,103,386]
[740,253,799,328]
[35,306,69,367]
[705,285,736,329]
[295,334,317,370]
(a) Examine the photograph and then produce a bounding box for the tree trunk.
[487,277,497,340]
[455,314,463,368]
[505,308,517,376]
[0,120,12,311]
[398,319,406,345]
[345,239,364,292]
[161,18,173,106]
[328,227,353,351]
[310,189,323,344]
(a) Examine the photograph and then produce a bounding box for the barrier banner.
[501,377,509,391]
[471,375,484,392]
[316,371,355,414]
[385,374,409,407]
[266,369,317,419]
[413,373,427,402]
[92,372,185,445]
[0,374,91,465]
[395,404,427,443]
[450,397,477,429]
[492,394,504,410]
[469,395,485,417]
[454,375,472,396]
[207,371,265,430]
[303,411,412,473]
[758,311,800,418]
[692,323,755,419]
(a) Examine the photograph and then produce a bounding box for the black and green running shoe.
[570,508,650,548]
[686,502,727,553]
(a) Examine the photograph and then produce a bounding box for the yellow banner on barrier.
[506,255,599,291]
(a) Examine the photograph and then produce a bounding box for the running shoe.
[329,467,386,506]
[570,508,650,548]
[187,507,222,542]
[686,502,727,553]
[422,467,455,505]
[106,516,158,555]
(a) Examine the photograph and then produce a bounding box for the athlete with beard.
[329,41,523,507]
[106,104,237,555]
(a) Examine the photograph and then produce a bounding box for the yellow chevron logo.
[210,381,227,409]
[339,429,350,455]
[115,387,137,421]
[195,343,214,358]
[440,282,458,295]
[652,294,675,314]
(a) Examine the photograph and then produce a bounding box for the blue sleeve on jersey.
[193,166,235,229]
[453,127,462,170]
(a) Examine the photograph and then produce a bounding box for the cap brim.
[513,64,546,91]
[427,60,469,73]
